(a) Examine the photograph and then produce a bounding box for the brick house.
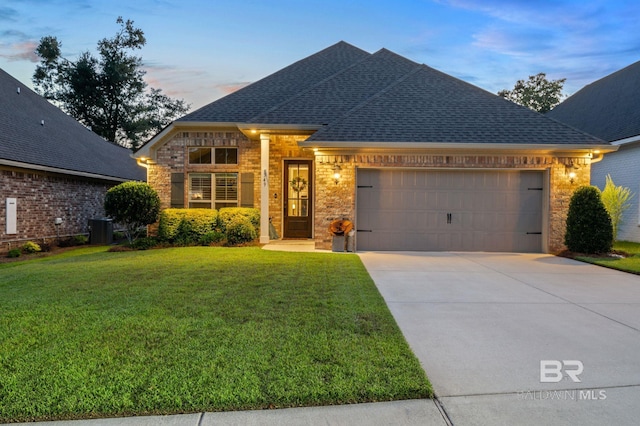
[0,68,145,253]
[134,42,614,253]
[547,60,640,242]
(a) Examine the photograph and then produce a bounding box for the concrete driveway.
[358,252,640,426]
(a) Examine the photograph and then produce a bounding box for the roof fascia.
[611,134,640,146]
[0,159,132,182]
[237,123,322,140]
[298,141,618,155]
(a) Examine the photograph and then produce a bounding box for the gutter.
[0,158,133,183]
[298,141,618,155]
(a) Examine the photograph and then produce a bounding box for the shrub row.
[158,208,260,246]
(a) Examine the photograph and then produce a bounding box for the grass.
[575,240,640,274]
[0,246,431,423]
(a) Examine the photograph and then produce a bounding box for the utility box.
[88,218,113,245]
[6,198,17,234]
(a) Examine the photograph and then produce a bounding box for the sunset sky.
[1,0,639,111]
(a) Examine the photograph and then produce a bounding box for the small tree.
[104,182,160,244]
[600,174,634,241]
[565,186,613,254]
[498,73,566,113]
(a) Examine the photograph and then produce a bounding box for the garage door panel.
[356,169,543,252]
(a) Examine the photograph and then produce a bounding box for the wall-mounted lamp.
[565,161,579,184]
[333,163,341,184]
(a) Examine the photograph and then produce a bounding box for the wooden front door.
[284,160,313,238]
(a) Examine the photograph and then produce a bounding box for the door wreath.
[290,176,308,193]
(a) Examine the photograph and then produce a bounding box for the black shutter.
[171,173,185,208]
[240,173,254,207]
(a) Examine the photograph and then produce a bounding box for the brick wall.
[0,166,115,253]
[148,131,314,238]
[151,130,256,209]
[147,127,593,253]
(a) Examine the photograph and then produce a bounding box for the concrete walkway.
[358,251,640,426]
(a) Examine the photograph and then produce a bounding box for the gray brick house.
[0,68,145,253]
[134,42,614,253]
[548,60,640,242]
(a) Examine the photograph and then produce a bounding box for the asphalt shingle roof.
[547,60,640,142]
[171,41,606,147]
[180,41,371,123]
[307,64,604,145]
[0,68,145,181]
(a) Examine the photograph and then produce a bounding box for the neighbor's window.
[189,173,238,209]
[188,147,238,165]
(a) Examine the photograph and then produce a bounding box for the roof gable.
[0,68,144,181]
[547,60,640,142]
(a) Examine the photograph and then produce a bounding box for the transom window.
[188,147,238,165]
[189,173,238,209]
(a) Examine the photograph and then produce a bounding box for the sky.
[1,0,639,112]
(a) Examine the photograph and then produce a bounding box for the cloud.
[0,40,39,62]
[0,6,18,22]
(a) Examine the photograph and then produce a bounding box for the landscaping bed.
[0,246,431,423]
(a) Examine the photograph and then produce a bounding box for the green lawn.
[0,246,431,422]
[575,240,640,274]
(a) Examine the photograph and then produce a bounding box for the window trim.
[188,172,239,209]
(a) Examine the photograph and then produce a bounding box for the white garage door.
[356,169,543,252]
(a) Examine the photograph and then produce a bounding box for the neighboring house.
[547,60,640,242]
[0,68,145,253]
[134,42,613,253]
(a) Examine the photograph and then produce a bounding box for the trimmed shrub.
[130,237,159,250]
[8,249,21,258]
[158,209,218,243]
[21,241,42,254]
[157,209,189,241]
[225,215,258,246]
[218,207,260,232]
[565,186,613,254]
[199,231,225,246]
[104,182,161,243]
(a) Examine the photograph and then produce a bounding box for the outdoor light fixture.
[333,163,341,184]
[565,161,579,184]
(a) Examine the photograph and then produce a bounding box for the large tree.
[498,73,566,113]
[33,17,189,149]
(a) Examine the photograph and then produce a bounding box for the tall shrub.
[104,182,160,243]
[565,186,613,254]
[600,174,634,241]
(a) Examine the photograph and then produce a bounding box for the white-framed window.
[188,147,238,165]
[189,173,238,209]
